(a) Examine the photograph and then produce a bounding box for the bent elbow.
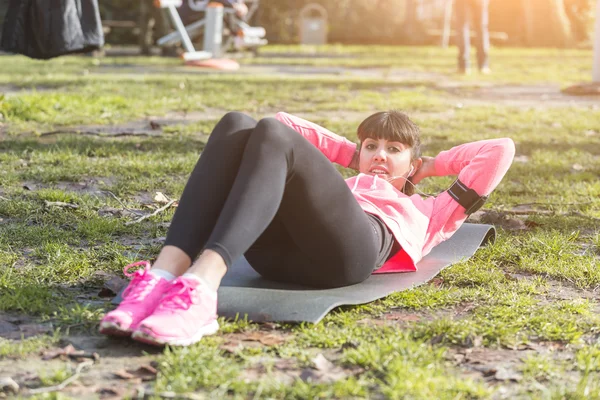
[490,138,516,164]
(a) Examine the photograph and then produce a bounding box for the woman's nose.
[374,148,386,161]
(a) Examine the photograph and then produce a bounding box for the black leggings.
[164,112,382,288]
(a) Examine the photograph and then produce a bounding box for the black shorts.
[365,213,395,271]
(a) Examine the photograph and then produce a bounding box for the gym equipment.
[155,0,266,68]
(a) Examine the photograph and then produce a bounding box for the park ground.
[0,45,599,399]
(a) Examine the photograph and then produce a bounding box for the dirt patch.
[21,178,116,195]
[0,335,161,398]
[0,313,54,340]
[449,84,600,109]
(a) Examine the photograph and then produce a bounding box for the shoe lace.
[121,261,157,303]
[159,279,199,311]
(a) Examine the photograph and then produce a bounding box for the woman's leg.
[151,112,258,277]
[128,118,379,346]
[188,118,380,288]
[455,0,470,73]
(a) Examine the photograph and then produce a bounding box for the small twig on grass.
[503,209,554,216]
[38,130,157,138]
[0,195,8,201]
[125,200,176,226]
[102,190,145,216]
[27,360,94,395]
[44,200,79,209]
[140,389,206,399]
[512,201,595,207]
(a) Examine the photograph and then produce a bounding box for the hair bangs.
[357,110,421,158]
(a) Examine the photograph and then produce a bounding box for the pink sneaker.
[99,261,171,337]
[131,276,219,346]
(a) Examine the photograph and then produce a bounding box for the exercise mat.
[113,223,495,323]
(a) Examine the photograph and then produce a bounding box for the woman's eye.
[366,144,376,150]
[388,147,400,153]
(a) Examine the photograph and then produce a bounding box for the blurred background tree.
[92,0,598,48]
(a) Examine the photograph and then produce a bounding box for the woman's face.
[358,137,413,184]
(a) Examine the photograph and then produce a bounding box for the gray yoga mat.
[112,223,495,323]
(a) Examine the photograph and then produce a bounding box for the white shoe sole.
[99,321,133,336]
[131,320,219,346]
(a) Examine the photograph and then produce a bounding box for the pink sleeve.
[275,112,357,167]
[422,138,515,255]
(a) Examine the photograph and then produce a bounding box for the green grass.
[248,45,593,84]
[0,45,599,398]
[0,332,59,358]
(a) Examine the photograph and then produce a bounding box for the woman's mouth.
[369,167,389,175]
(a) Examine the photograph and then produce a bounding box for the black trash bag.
[1,0,104,60]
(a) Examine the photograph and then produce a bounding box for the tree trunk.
[0,0,8,45]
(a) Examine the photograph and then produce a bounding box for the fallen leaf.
[464,335,483,348]
[525,220,542,228]
[341,340,360,349]
[98,276,128,297]
[97,207,139,218]
[472,365,497,376]
[131,365,158,381]
[357,318,388,326]
[300,354,348,383]
[430,277,444,287]
[494,367,522,381]
[112,369,136,380]
[572,163,584,171]
[240,366,267,383]
[313,353,336,372]
[273,358,297,371]
[220,340,242,354]
[153,192,170,204]
[44,200,79,209]
[42,344,84,360]
[455,303,477,315]
[430,334,445,345]
[0,377,19,394]
[504,273,518,281]
[260,322,279,330]
[149,121,162,130]
[97,386,128,399]
[452,353,466,363]
[113,365,157,382]
[384,312,421,322]
[242,331,288,346]
[475,210,529,231]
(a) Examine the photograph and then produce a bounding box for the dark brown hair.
[357,110,422,195]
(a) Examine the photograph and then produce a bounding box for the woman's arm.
[422,138,515,255]
[410,156,436,184]
[275,112,358,168]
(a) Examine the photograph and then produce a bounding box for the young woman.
[99,111,515,346]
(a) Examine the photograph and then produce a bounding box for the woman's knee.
[207,112,256,145]
[220,111,253,125]
[251,118,294,149]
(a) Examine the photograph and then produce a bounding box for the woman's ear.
[410,158,423,177]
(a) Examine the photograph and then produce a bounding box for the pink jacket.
[275,112,515,273]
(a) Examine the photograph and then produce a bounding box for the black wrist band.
[447,179,488,214]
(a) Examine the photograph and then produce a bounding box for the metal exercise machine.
[154,0,266,63]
